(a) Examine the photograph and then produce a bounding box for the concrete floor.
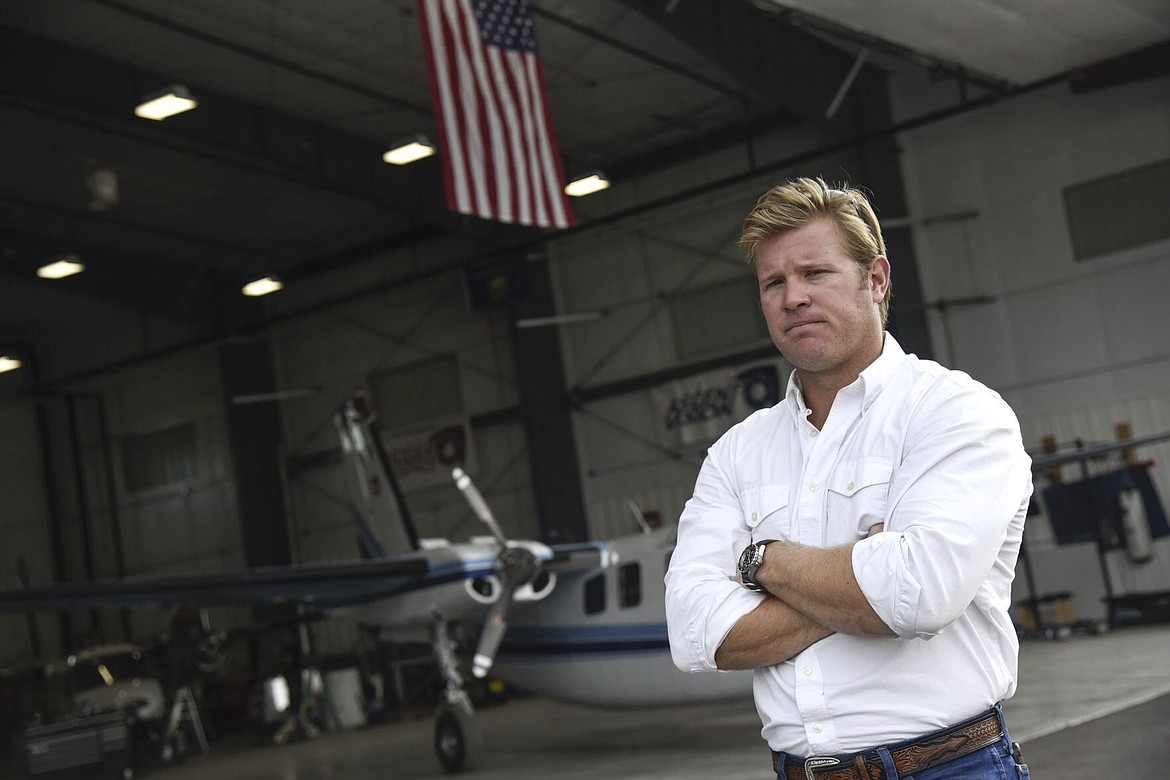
[135,623,1170,780]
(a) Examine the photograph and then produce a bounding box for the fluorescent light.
[231,387,321,405]
[564,172,610,197]
[242,276,283,297]
[0,356,22,373]
[134,85,198,121]
[37,255,85,279]
[383,137,436,165]
[515,311,605,328]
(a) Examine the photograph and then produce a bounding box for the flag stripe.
[449,1,489,215]
[417,0,577,228]
[466,41,508,222]
[529,54,571,227]
[506,50,542,225]
[418,4,461,214]
[487,47,525,223]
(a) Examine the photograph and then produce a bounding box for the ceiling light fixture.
[242,275,283,297]
[231,386,322,405]
[134,84,198,121]
[564,172,610,197]
[37,254,85,280]
[0,356,22,374]
[515,311,606,328]
[383,136,436,165]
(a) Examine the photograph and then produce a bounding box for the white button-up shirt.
[665,335,1033,755]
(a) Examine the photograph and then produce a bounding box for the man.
[665,177,1033,779]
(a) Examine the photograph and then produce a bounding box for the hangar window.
[618,562,641,608]
[670,276,770,361]
[121,422,198,492]
[370,355,464,430]
[583,573,606,614]
[1064,159,1170,260]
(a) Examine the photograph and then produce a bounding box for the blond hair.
[739,177,890,324]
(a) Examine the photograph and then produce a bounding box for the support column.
[218,341,294,605]
[510,257,589,544]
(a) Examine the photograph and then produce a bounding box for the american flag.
[418,0,577,228]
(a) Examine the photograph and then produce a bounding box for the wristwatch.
[738,539,778,593]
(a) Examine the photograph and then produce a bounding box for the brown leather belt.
[772,708,1004,780]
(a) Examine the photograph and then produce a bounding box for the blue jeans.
[775,706,1030,779]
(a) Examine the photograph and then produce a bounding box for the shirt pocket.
[827,457,894,539]
[741,484,790,540]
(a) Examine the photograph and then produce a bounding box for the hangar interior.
[0,0,1169,775]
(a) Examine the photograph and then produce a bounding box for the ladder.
[163,685,209,759]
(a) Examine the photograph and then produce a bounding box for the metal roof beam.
[613,0,889,131]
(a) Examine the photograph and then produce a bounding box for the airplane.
[0,394,752,774]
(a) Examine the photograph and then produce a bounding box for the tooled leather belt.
[772,708,1004,780]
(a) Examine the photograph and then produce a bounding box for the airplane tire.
[434,705,479,774]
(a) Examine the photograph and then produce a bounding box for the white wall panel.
[92,351,242,576]
[896,76,1170,424]
[588,483,696,543]
[1005,282,1112,385]
[552,181,771,390]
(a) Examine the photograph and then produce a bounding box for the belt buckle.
[804,756,840,780]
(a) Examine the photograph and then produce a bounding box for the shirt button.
[810,429,818,437]
[809,483,818,492]
[803,666,812,676]
[847,482,855,492]
[751,512,758,521]
[812,723,823,734]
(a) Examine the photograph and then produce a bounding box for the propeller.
[452,467,540,679]
[453,468,507,547]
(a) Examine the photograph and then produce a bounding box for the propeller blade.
[450,467,542,680]
[471,597,510,679]
[452,468,507,546]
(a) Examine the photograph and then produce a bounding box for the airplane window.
[619,563,641,608]
[584,574,606,614]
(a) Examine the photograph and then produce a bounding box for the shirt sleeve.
[665,436,767,672]
[852,377,1033,639]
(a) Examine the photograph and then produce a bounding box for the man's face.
[755,218,889,385]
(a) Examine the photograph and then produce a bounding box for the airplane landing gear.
[434,701,478,774]
[431,618,481,773]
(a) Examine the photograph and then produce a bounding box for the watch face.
[739,540,776,593]
[739,543,762,576]
[739,545,754,573]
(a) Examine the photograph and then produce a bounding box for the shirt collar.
[782,332,907,425]
[859,332,906,403]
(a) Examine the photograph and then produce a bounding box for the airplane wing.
[0,555,431,613]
